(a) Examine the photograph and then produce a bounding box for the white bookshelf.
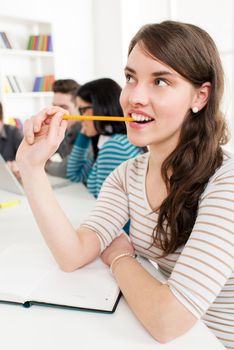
[0,15,55,124]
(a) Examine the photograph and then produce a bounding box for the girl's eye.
[125,74,134,83]
[155,78,168,87]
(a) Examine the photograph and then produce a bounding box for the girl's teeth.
[131,113,152,122]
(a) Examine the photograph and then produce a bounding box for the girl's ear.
[192,82,211,112]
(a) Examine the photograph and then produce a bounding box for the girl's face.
[120,44,200,152]
[76,96,97,137]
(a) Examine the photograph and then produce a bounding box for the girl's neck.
[148,143,175,174]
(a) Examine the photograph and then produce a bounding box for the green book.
[27,35,33,50]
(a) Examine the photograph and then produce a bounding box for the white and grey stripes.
[81,151,234,349]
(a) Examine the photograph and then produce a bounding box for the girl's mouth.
[130,113,154,124]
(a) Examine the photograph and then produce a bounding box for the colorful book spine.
[32,75,55,92]
[33,77,42,92]
[42,35,48,51]
[32,35,39,50]
[26,34,53,52]
[27,35,33,50]
[47,35,53,52]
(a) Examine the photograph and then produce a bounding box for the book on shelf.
[5,75,24,93]
[6,32,20,50]
[32,35,39,50]
[27,34,53,52]
[32,76,41,92]
[6,75,19,93]
[27,35,33,50]
[4,77,12,93]
[47,34,53,51]
[0,33,6,49]
[0,31,12,49]
[0,243,121,313]
[32,75,55,92]
[12,75,22,92]
[14,76,26,92]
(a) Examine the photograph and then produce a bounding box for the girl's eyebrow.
[124,66,177,78]
[152,71,177,78]
[124,66,136,74]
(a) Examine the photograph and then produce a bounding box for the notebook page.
[0,244,57,303]
[0,243,120,311]
[30,256,120,311]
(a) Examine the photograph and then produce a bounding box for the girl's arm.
[16,107,100,271]
[101,160,234,343]
[101,235,197,343]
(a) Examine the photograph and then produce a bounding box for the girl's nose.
[129,84,149,107]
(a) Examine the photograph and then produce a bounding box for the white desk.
[0,184,225,350]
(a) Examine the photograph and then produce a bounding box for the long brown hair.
[129,21,229,256]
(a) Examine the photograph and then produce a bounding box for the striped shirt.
[66,133,143,198]
[81,151,234,349]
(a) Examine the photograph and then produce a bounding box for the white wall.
[92,0,123,83]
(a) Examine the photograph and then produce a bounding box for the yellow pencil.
[63,115,133,122]
[0,199,20,209]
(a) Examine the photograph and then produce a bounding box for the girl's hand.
[101,233,135,267]
[16,107,68,170]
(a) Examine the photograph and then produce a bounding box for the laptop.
[0,154,70,195]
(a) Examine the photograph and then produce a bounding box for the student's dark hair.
[77,78,126,135]
[0,102,2,121]
[52,79,80,101]
[129,21,229,256]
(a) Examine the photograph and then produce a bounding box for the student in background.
[16,21,234,348]
[0,102,23,178]
[66,78,144,198]
[45,79,81,178]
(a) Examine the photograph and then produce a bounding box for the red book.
[32,35,39,50]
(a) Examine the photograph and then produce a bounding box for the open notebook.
[0,154,70,195]
[0,244,121,313]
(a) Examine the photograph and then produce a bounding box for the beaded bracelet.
[110,252,136,275]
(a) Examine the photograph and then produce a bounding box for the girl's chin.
[127,135,148,148]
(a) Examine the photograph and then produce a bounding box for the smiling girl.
[16,21,233,348]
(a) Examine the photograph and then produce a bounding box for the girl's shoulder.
[222,149,234,164]
[200,150,234,200]
[211,149,234,181]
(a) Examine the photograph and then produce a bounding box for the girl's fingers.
[23,119,35,144]
[33,107,57,132]
[47,111,67,146]
[46,106,68,116]
[23,106,68,145]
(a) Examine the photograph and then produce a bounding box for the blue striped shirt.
[66,133,143,198]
